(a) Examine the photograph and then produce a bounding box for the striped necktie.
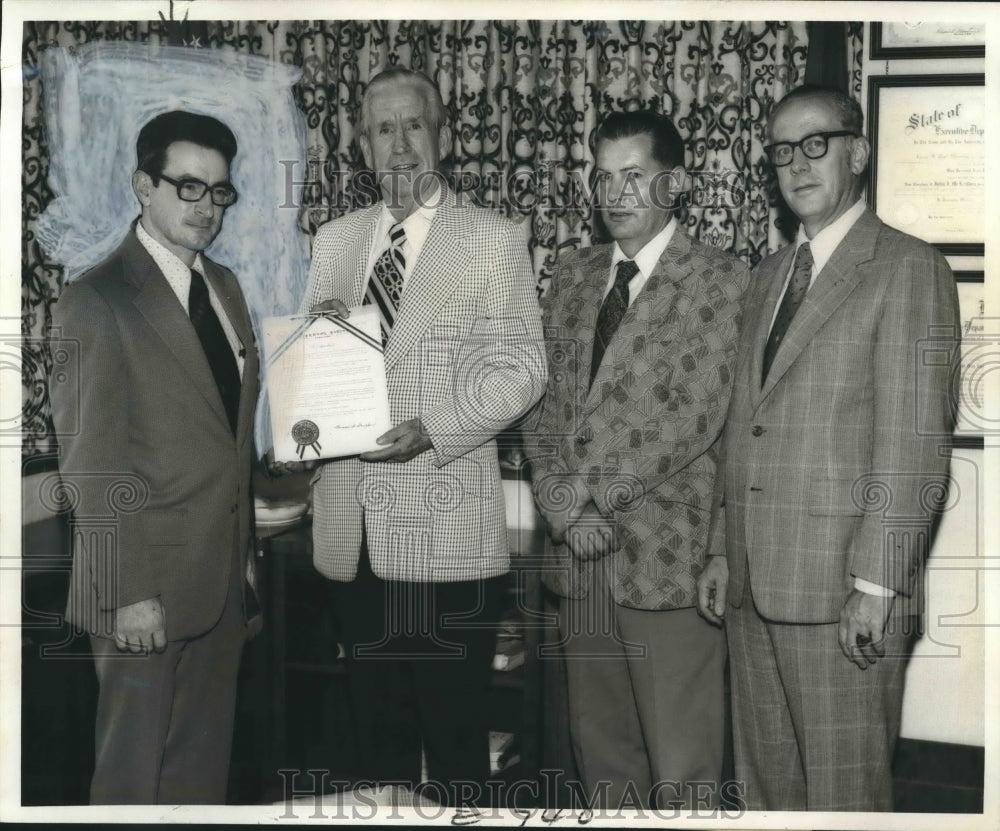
[762,241,813,382]
[364,222,407,345]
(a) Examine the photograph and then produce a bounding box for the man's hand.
[114,598,166,654]
[838,588,894,670]
[696,555,729,626]
[565,501,616,561]
[360,418,433,463]
[545,511,568,545]
[310,298,350,317]
[264,447,318,476]
[535,475,589,545]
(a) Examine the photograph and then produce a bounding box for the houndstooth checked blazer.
[302,189,546,583]
[524,229,750,610]
[706,208,959,622]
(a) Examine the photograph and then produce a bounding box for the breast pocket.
[439,291,483,321]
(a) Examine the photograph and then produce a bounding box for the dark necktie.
[188,268,240,434]
[762,242,813,382]
[590,259,639,388]
[364,222,407,345]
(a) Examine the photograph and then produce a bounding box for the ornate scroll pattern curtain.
[22,19,862,455]
[276,20,812,276]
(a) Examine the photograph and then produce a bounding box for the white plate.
[255,501,309,525]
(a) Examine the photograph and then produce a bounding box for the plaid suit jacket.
[302,189,546,583]
[524,229,749,610]
[707,208,960,622]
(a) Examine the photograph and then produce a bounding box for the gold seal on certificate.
[291,419,322,458]
[262,305,392,462]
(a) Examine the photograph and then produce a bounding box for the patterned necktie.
[188,269,240,435]
[762,241,813,382]
[590,259,639,388]
[364,222,407,345]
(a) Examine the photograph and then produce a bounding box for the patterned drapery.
[21,19,864,456]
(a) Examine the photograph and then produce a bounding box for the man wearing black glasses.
[697,85,959,810]
[50,110,259,803]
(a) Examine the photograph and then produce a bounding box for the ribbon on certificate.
[291,419,322,458]
[264,311,383,373]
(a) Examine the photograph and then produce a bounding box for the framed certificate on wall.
[867,74,984,256]
[953,275,988,446]
[870,21,985,60]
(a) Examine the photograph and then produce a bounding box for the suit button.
[751,425,764,437]
[231,504,238,514]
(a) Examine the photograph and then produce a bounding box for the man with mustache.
[50,110,260,803]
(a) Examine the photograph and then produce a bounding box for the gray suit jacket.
[50,229,260,640]
[707,208,959,623]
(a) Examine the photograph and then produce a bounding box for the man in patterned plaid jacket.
[697,85,958,811]
[523,110,750,809]
[300,67,546,805]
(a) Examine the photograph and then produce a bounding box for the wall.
[860,26,988,747]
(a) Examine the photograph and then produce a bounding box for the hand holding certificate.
[262,305,392,462]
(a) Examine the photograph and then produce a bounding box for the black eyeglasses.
[158,174,239,207]
[764,130,859,167]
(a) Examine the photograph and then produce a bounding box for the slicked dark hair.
[136,110,238,182]
[769,84,864,137]
[594,110,686,169]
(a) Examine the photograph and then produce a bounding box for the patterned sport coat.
[302,189,546,583]
[706,208,959,622]
[524,229,749,610]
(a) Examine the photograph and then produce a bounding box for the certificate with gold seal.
[262,305,392,462]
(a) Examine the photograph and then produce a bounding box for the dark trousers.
[88,552,246,805]
[332,543,505,806]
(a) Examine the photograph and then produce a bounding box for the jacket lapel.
[758,209,880,401]
[383,190,470,371]
[124,233,232,428]
[562,246,612,411]
[583,230,689,413]
[747,244,796,411]
[345,208,382,306]
[203,260,259,446]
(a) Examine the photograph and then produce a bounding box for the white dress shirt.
[605,217,678,307]
[136,220,244,377]
[363,185,441,292]
[768,198,867,330]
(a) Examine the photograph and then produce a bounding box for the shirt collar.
[611,217,677,278]
[379,182,442,237]
[794,199,866,275]
[136,218,205,276]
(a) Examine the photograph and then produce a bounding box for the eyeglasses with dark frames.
[764,130,859,167]
[157,174,239,207]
